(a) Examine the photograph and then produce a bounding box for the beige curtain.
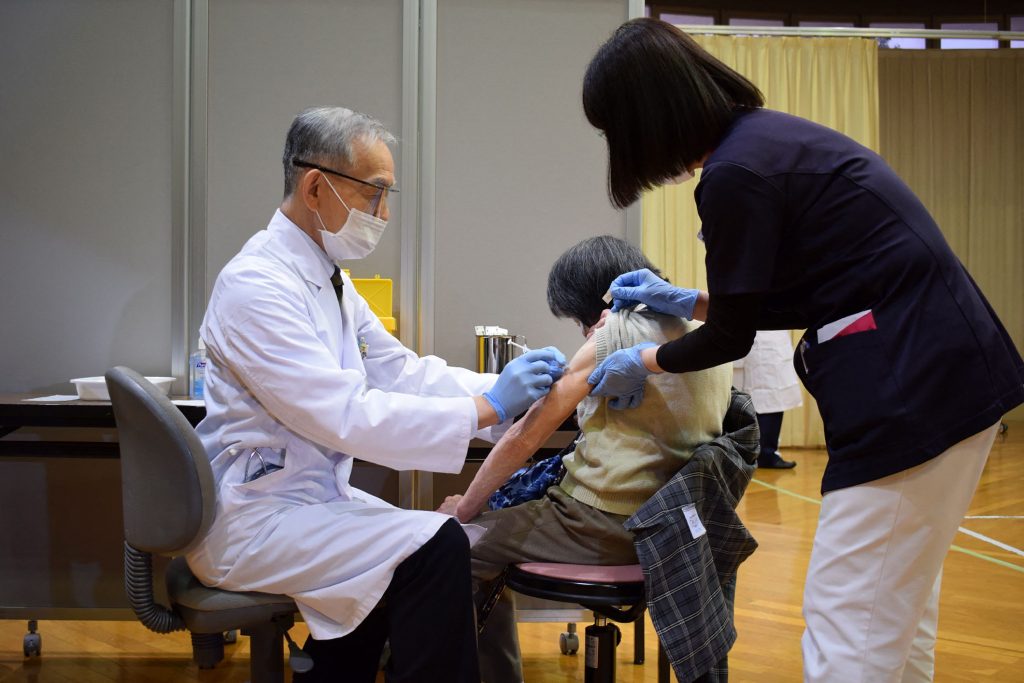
[642,35,879,447]
[879,50,1024,420]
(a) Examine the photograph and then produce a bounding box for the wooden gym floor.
[2,425,1022,682]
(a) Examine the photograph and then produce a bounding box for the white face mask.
[315,174,387,262]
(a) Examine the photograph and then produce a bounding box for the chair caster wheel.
[223,629,238,644]
[24,622,42,658]
[559,622,579,655]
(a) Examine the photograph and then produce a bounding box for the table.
[0,394,579,624]
[0,393,205,458]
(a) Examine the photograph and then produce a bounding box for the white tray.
[70,376,175,401]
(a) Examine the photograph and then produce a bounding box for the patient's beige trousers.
[470,486,637,683]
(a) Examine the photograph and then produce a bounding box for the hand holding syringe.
[507,338,566,379]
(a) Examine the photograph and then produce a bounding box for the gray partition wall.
[0,0,179,619]
[1,0,635,392]
[0,0,177,392]
[203,0,406,309]
[431,0,632,368]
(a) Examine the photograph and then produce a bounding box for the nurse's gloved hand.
[484,347,566,422]
[588,342,657,410]
[610,268,699,320]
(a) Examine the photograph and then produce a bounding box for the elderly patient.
[439,236,733,683]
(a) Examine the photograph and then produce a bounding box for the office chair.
[106,366,309,683]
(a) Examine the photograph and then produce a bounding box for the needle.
[507,339,530,353]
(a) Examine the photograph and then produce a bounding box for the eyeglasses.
[292,158,398,215]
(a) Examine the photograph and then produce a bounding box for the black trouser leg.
[294,605,388,683]
[293,518,478,683]
[384,518,480,683]
[757,411,784,460]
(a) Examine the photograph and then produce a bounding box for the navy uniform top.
[687,109,1023,492]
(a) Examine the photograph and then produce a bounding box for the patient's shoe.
[758,451,796,469]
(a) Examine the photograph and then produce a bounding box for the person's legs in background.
[801,423,998,683]
[756,411,795,468]
[295,517,480,683]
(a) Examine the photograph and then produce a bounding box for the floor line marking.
[948,544,1024,574]
[749,478,1024,574]
[751,478,822,506]
[956,526,1024,559]
[964,515,1024,519]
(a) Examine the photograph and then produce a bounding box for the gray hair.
[547,235,662,328]
[281,106,396,197]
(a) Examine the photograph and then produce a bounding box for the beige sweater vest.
[559,310,733,516]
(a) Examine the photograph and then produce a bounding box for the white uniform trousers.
[802,422,1000,683]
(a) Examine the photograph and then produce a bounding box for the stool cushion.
[516,563,643,584]
[505,562,645,612]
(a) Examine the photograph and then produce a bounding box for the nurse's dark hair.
[583,18,764,209]
[281,106,396,198]
[547,235,663,329]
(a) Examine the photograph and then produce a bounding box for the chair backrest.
[105,366,215,555]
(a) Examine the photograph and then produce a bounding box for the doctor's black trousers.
[295,518,480,683]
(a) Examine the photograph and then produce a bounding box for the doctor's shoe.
[758,452,797,469]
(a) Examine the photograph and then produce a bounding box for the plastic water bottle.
[189,338,207,399]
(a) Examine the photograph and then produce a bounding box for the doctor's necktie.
[331,266,344,306]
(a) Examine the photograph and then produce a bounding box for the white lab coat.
[185,210,505,639]
[732,330,803,414]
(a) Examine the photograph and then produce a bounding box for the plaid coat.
[625,389,760,683]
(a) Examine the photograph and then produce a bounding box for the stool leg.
[633,614,645,664]
[584,616,618,683]
[243,622,285,683]
[658,639,670,683]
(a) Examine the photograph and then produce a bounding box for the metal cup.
[476,327,526,373]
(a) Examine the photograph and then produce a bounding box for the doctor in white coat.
[732,330,803,468]
[185,107,565,683]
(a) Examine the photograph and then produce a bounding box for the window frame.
[645,3,1021,49]
[935,14,1004,49]
[721,8,792,27]
[649,4,723,25]
[792,14,860,28]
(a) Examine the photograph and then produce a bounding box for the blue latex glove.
[609,268,699,320]
[484,346,567,421]
[587,342,657,410]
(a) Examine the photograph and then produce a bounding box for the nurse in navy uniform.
[581,18,1024,683]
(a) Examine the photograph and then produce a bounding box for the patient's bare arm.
[443,337,597,523]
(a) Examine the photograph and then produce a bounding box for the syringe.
[508,338,567,378]
[507,339,530,353]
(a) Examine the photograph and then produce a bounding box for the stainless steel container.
[475,326,526,373]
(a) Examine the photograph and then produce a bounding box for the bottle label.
[190,354,206,399]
